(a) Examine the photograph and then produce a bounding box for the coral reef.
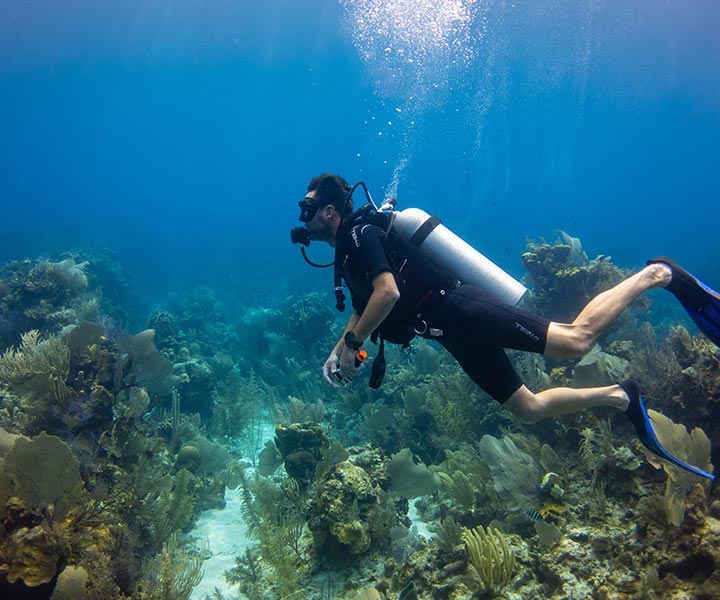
[521,237,631,324]
[1,246,719,600]
[0,258,90,349]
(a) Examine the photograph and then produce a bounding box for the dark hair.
[306,174,353,216]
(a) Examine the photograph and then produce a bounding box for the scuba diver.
[290,173,719,481]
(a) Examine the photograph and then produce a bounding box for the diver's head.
[301,173,353,221]
[292,174,353,247]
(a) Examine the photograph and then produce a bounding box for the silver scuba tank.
[389,207,527,306]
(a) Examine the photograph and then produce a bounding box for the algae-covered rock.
[284,450,317,481]
[174,357,216,417]
[275,422,327,484]
[275,422,326,458]
[331,519,372,555]
[308,460,379,555]
[3,524,61,587]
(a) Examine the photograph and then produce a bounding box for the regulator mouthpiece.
[290,226,311,247]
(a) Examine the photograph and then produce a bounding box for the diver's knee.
[504,389,545,424]
[547,323,595,358]
[567,333,595,357]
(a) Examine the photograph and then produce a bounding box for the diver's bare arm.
[349,271,400,343]
[332,311,361,355]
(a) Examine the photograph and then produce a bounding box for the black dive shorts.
[422,284,551,403]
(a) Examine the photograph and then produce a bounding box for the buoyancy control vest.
[332,202,527,389]
[333,204,526,317]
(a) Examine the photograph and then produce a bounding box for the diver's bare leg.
[545,263,671,358]
[504,384,629,424]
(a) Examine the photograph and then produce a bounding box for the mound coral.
[308,461,379,555]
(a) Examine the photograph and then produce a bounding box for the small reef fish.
[141,407,160,421]
[398,582,418,600]
[524,509,544,522]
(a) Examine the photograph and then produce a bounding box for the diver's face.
[304,191,338,245]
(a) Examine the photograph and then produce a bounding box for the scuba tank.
[388,207,527,306]
[291,180,526,308]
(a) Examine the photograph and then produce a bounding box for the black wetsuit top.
[338,222,551,402]
[340,223,443,344]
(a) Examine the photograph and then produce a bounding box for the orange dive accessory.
[354,349,368,367]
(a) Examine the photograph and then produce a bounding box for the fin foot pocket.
[648,256,720,347]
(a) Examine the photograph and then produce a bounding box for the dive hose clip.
[413,320,443,337]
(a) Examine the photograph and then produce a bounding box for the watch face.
[345,332,361,349]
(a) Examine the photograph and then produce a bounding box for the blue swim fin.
[648,256,720,348]
[619,380,715,481]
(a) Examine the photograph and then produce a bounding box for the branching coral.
[137,533,205,600]
[0,329,70,402]
[155,468,196,544]
[464,525,515,595]
[233,470,310,597]
[278,395,325,426]
[127,465,196,548]
[431,516,465,553]
[212,370,268,462]
[578,419,614,478]
[225,547,262,597]
[425,369,499,443]
[432,446,495,517]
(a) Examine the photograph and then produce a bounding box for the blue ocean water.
[2,0,719,312]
